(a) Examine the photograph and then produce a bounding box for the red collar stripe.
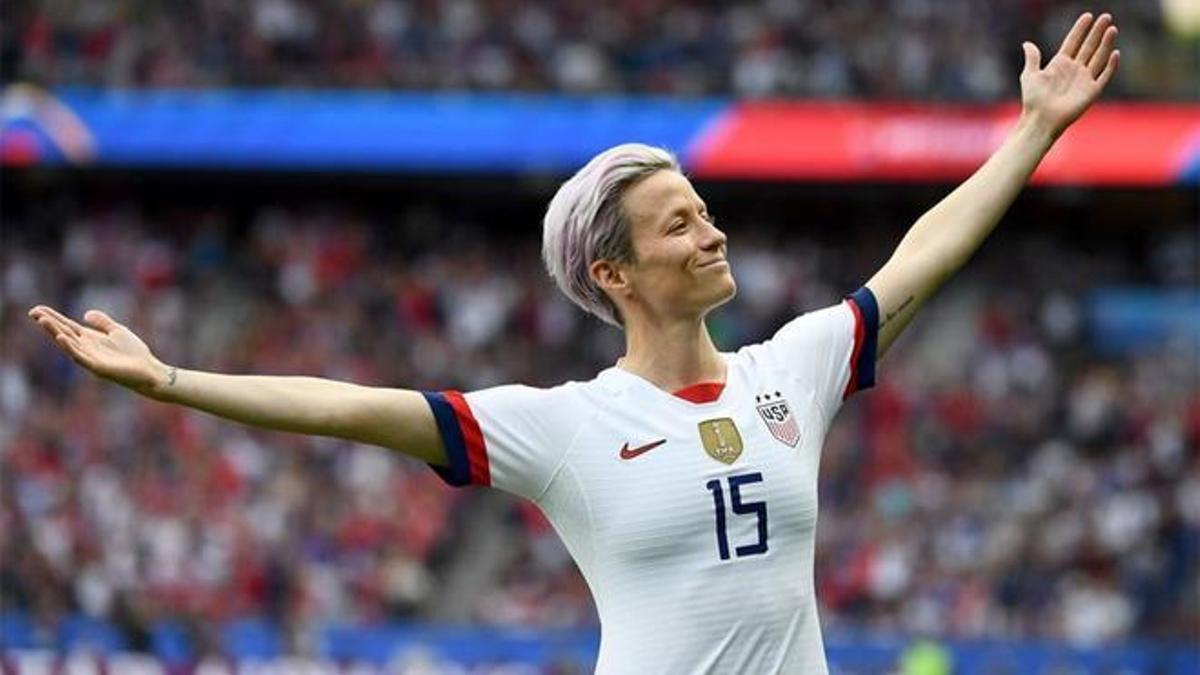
[673,382,725,403]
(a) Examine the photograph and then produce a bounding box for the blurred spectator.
[2,0,1196,100]
[1,195,1196,655]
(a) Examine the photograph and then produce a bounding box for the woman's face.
[610,170,736,322]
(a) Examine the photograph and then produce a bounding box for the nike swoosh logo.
[619,439,667,460]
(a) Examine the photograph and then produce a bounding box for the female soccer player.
[29,13,1118,674]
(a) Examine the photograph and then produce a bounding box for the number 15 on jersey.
[705,472,768,561]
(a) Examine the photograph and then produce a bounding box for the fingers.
[1096,50,1120,90]
[27,308,97,370]
[1022,42,1042,74]
[31,315,64,345]
[30,308,79,342]
[1089,25,1119,79]
[29,305,84,337]
[84,309,120,333]
[1077,13,1113,65]
[1058,12,1093,59]
[53,330,92,368]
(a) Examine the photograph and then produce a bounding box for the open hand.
[28,305,170,396]
[1020,12,1119,139]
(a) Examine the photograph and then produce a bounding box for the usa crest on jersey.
[756,395,800,447]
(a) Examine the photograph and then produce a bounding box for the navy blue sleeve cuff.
[422,391,472,487]
[846,286,879,396]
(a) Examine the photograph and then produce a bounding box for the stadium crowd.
[1,197,1196,659]
[3,0,1196,100]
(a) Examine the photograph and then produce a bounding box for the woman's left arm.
[866,12,1119,358]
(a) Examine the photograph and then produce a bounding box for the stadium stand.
[2,0,1197,670]
[2,187,1196,669]
[2,0,1196,99]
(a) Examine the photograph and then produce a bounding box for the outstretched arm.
[27,305,448,465]
[866,12,1120,357]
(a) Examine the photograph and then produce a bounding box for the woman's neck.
[617,317,726,392]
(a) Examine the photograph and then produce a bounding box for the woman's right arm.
[27,305,448,466]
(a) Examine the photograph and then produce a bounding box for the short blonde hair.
[542,143,680,326]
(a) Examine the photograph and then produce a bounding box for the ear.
[589,259,630,299]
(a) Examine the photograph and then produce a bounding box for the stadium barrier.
[2,613,1197,674]
[2,86,1198,185]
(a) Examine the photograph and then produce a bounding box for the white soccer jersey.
[423,288,879,674]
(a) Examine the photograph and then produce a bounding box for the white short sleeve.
[422,384,585,500]
[761,287,879,416]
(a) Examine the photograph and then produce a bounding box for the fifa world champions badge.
[698,418,743,465]
[756,393,800,448]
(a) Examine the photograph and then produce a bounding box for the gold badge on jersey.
[698,417,743,465]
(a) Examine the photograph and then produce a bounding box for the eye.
[668,220,688,234]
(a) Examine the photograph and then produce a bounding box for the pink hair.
[541,143,679,326]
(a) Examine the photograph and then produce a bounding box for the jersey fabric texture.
[422,288,879,674]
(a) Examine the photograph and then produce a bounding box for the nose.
[699,217,726,252]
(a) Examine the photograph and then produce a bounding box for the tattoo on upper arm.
[881,296,915,328]
[167,367,178,387]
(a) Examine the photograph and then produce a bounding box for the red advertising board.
[689,102,1200,185]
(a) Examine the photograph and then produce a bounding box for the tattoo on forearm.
[881,296,915,328]
[167,366,178,387]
